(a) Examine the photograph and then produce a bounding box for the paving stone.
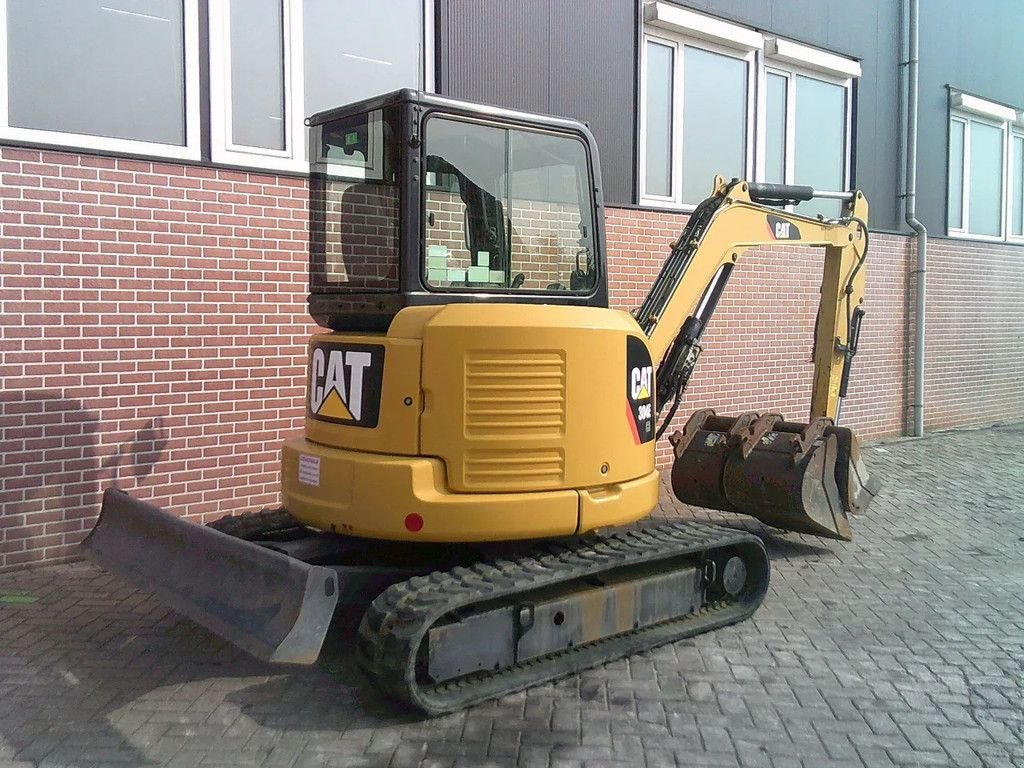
[0,424,1022,767]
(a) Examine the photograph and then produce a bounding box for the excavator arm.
[636,177,869,429]
[644,178,877,540]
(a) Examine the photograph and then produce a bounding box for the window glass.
[765,72,787,184]
[968,120,1004,237]
[644,40,674,198]
[309,108,401,293]
[303,0,422,117]
[1012,135,1023,237]
[507,130,595,292]
[6,0,185,144]
[229,0,285,150]
[795,75,845,218]
[681,46,747,204]
[423,118,596,294]
[948,120,965,230]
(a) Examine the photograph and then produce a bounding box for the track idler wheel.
[669,410,878,541]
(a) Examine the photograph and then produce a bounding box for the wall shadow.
[1,391,169,563]
[0,390,174,765]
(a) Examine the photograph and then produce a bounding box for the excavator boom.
[641,178,878,539]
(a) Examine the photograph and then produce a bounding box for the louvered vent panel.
[464,351,566,437]
[464,449,565,489]
[462,350,567,489]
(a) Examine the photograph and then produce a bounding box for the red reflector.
[404,513,424,533]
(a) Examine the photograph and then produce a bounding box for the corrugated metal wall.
[917,0,1024,234]
[655,0,902,231]
[436,0,638,205]
[436,0,905,230]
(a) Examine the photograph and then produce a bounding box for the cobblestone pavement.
[0,424,1022,768]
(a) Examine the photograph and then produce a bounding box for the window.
[947,91,1024,241]
[422,117,597,294]
[641,34,753,204]
[310,107,401,293]
[640,3,859,214]
[0,1,429,168]
[680,46,749,204]
[209,0,428,171]
[767,68,851,218]
[0,0,201,159]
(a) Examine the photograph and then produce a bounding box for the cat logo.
[767,214,801,241]
[630,365,653,401]
[625,336,655,444]
[308,341,385,428]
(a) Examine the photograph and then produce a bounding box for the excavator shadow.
[700,519,838,559]
[0,521,836,768]
[653,508,838,561]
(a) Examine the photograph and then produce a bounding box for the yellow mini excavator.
[84,90,877,714]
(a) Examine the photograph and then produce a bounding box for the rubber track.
[357,520,769,715]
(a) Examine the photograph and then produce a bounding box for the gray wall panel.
[439,0,552,115]
[437,0,637,204]
[437,0,925,230]
[671,0,902,231]
[917,0,1024,234]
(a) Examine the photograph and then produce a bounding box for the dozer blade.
[82,488,339,664]
[670,410,878,541]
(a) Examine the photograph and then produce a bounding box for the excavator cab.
[306,90,608,333]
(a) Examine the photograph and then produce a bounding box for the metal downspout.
[903,0,927,437]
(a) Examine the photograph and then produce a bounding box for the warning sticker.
[298,454,320,486]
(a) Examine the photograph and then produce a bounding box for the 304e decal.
[625,336,655,444]
[308,341,385,427]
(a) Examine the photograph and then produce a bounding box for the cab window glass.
[423,117,596,293]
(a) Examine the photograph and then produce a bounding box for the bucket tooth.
[82,488,339,664]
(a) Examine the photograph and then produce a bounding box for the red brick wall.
[0,149,314,569]
[1,148,1022,571]
[923,236,1024,429]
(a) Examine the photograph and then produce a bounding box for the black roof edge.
[305,89,594,140]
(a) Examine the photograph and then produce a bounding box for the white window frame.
[638,34,680,206]
[0,0,202,160]
[947,91,1024,243]
[1009,129,1024,240]
[948,114,968,232]
[755,60,855,197]
[208,0,302,172]
[638,3,859,212]
[209,0,434,174]
[759,67,793,185]
[639,13,759,208]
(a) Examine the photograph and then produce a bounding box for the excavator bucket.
[82,488,339,664]
[669,410,879,541]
